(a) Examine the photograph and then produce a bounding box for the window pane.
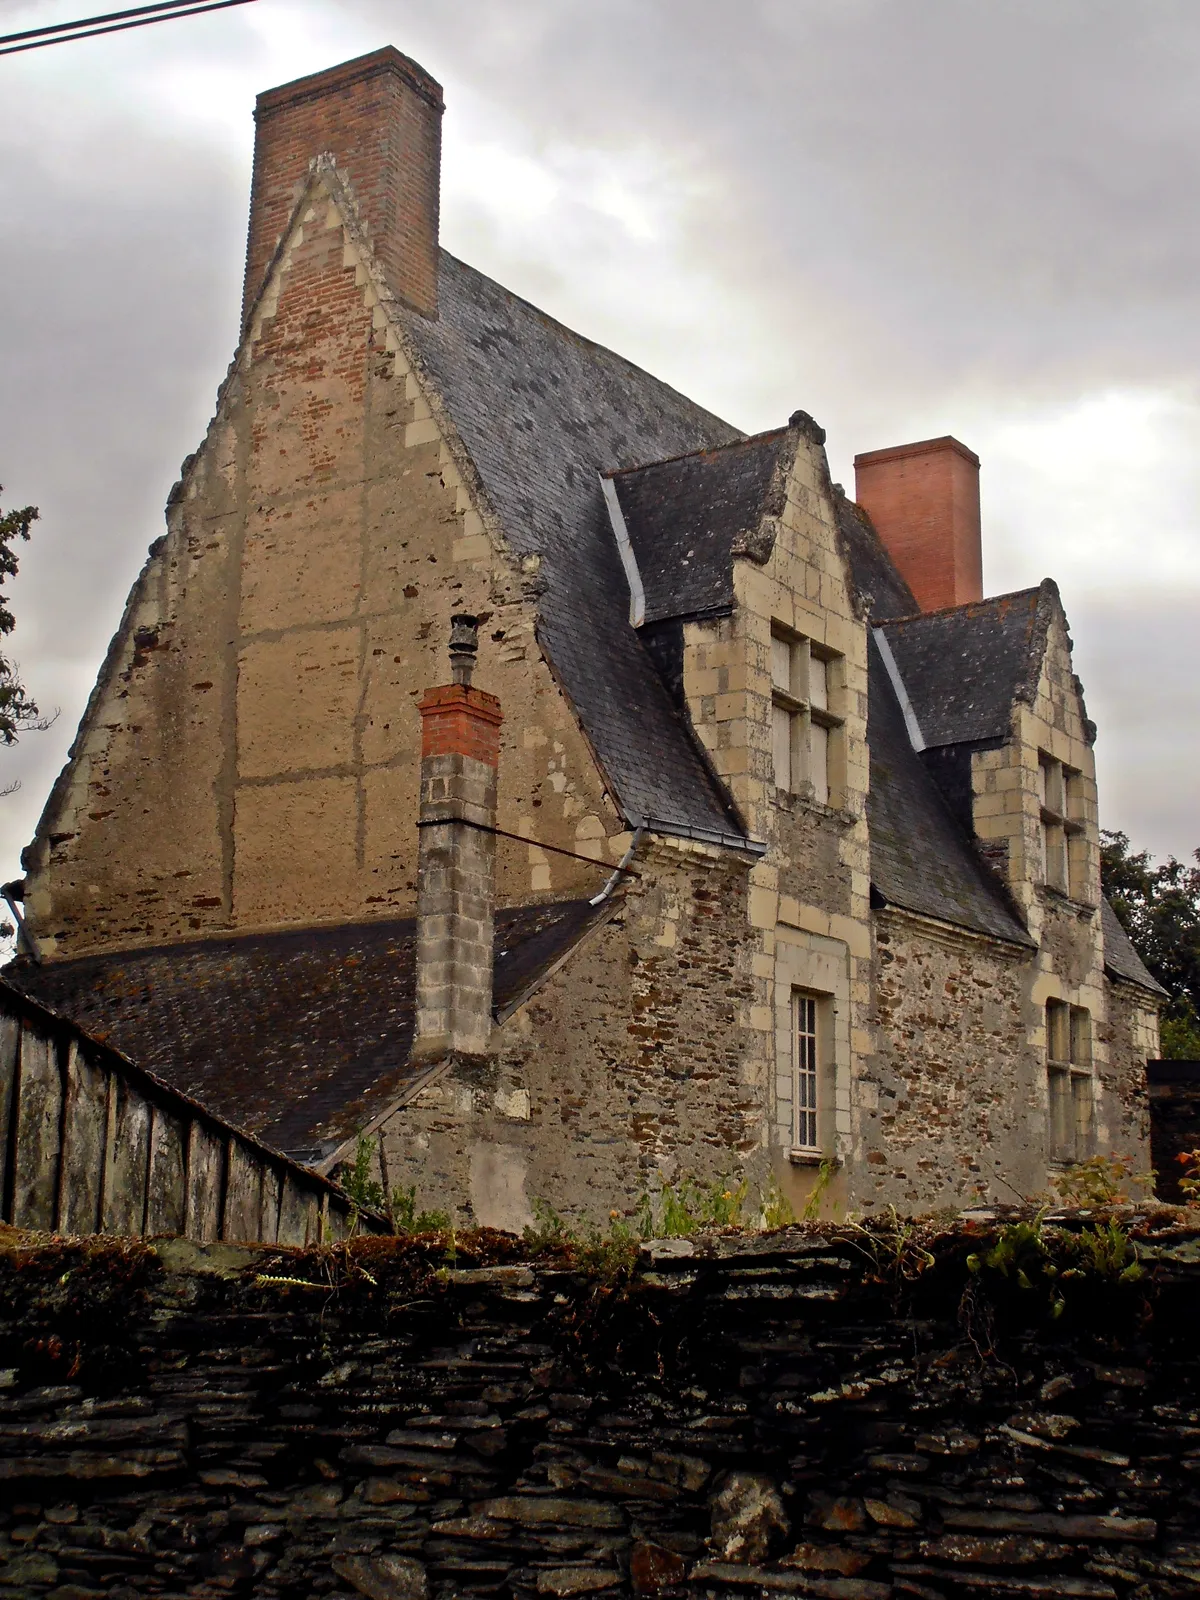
[794,994,819,1149]
[771,635,792,694]
[809,721,829,805]
[1041,756,1064,816]
[809,653,829,713]
[1070,1007,1091,1067]
[1047,1001,1069,1063]
[1048,1067,1071,1160]
[1065,767,1084,822]
[772,703,792,791]
[1044,823,1066,891]
[1072,1073,1094,1158]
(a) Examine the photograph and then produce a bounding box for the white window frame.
[771,628,843,806]
[1046,999,1094,1164]
[792,989,822,1154]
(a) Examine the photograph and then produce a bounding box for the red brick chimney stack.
[853,436,983,613]
[412,618,503,1063]
[243,46,444,326]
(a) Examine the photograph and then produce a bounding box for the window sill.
[788,1148,841,1168]
[1037,884,1097,918]
[773,792,858,830]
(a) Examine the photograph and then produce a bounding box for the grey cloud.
[0,0,1196,879]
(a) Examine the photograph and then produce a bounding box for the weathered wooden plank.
[103,1081,151,1237]
[0,1013,20,1223]
[145,1107,187,1237]
[325,1194,351,1242]
[99,1071,118,1229]
[259,1165,283,1244]
[61,1044,108,1236]
[223,1140,263,1242]
[276,1174,318,1247]
[12,1028,62,1230]
[185,1123,224,1242]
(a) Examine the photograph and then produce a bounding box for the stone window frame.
[774,930,850,1168]
[1046,998,1095,1164]
[770,626,844,807]
[1038,753,1087,900]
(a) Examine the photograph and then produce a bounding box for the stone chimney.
[412,617,503,1063]
[853,436,983,613]
[243,45,444,325]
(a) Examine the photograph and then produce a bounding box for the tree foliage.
[0,486,43,747]
[1101,828,1200,1059]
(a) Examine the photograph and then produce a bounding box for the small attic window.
[771,627,843,806]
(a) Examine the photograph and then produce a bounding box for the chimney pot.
[449,614,479,686]
[853,435,983,613]
[243,46,444,326]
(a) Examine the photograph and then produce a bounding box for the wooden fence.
[0,981,381,1244]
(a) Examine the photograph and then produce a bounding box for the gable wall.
[23,183,625,961]
[968,605,1153,1173]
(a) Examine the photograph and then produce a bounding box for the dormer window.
[1038,753,1086,898]
[771,629,843,805]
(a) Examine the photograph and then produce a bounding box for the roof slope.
[1101,898,1168,995]
[866,633,1033,945]
[6,900,606,1164]
[876,585,1052,748]
[401,252,744,836]
[610,430,791,623]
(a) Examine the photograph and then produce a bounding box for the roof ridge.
[876,583,1044,627]
[606,425,793,481]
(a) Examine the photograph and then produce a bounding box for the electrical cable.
[416,816,642,880]
[0,0,257,55]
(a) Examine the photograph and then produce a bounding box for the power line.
[0,0,258,55]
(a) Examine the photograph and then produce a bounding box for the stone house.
[4,46,1164,1232]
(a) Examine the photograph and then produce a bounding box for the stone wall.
[1,1215,1200,1598]
[381,840,769,1233]
[863,909,1039,1211]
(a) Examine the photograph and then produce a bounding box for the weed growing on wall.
[1050,1153,1155,1206]
[339,1136,450,1235]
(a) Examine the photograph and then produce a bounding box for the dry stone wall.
[1,1216,1200,1598]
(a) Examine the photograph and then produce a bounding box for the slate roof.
[5,900,607,1164]
[876,584,1053,748]
[1101,898,1168,995]
[608,430,792,623]
[402,252,745,838]
[865,633,1033,945]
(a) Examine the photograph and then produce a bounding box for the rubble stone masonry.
[1,1218,1199,1598]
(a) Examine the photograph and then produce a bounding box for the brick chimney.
[412,618,503,1063]
[243,46,444,325]
[853,436,983,613]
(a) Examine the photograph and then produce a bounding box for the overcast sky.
[1,0,1197,891]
